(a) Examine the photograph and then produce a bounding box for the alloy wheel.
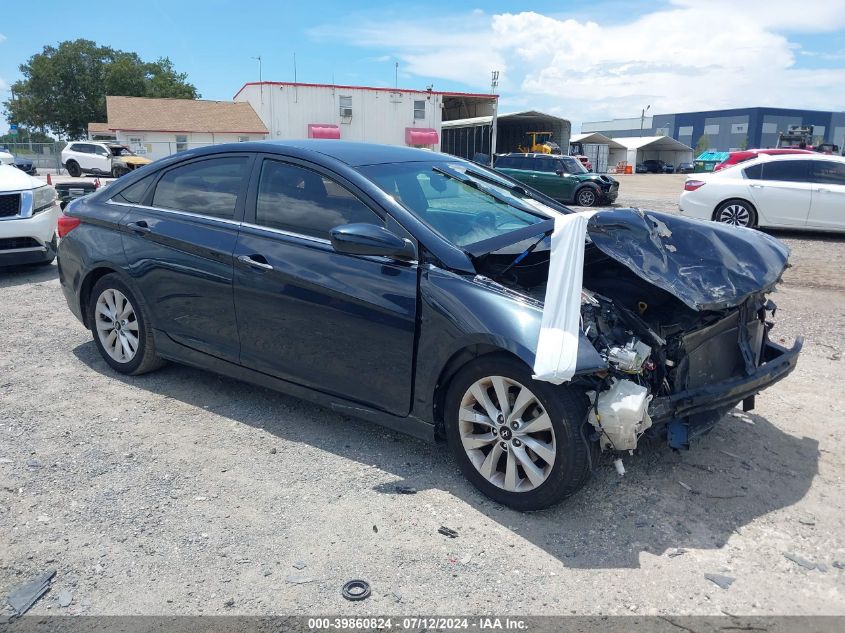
[718,203,751,226]
[94,288,140,363]
[577,189,596,206]
[458,376,556,493]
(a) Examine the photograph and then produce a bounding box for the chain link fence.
[1,142,65,173]
[2,139,256,175]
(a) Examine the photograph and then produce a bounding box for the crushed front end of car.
[473,207,801,457]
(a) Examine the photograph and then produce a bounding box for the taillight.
[57,214,81,238]
[684,180,706,192]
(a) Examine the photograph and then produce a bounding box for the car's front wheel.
[444,354,591,511]
[575,186,599,207]
[88,274,165,375]
[714,199,758,228]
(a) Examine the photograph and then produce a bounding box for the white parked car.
[0,147,14,166]
[60,141,152,178]
[0,164,60,266]
[679,154,845,232]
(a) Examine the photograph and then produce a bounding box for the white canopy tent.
[570,132,628,172]
[617,136,693,169]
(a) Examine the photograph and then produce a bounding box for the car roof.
[245,140,444,166]
[712,151,845,174]
[499,152,566,158]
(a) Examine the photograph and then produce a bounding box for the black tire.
[444,354,592,511]
[111,166,129,178]
[66,161,81,178]
[575,186,600,207]
[713,198,758,228]
[87,273,166,375]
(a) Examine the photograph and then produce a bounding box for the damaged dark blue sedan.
[57,141,801,510]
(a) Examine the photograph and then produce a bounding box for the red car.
[713,148,814,172]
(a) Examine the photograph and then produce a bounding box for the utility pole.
[395,62,398,89]
[640,104,650,137]
[251,56,263,103]
[490,70,499,167]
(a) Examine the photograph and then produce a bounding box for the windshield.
[109,146,135,156]
[358,161,562,247]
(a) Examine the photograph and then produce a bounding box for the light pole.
[640,104,651,137]
[251,56,263,104]
[489,70,499,167]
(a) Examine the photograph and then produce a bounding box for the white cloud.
[315,2,845,127]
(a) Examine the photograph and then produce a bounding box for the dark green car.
[494,153,619,206]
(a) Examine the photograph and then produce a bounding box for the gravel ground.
[1,175,843,617]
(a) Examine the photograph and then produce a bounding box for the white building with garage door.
[618,136,693,169]
[233,81,497,151]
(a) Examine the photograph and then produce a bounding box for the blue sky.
[2,0,844,135]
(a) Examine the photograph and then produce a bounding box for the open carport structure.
[441,110,571,162]
[618,135,693,169]
[570,132,627,173]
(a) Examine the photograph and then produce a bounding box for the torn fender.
[586,208,790,311]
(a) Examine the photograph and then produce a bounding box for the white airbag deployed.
[532,211,596,384]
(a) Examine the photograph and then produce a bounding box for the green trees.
[695,134,710,156]
[4,39,199,139]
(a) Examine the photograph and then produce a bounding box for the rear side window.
[813,160,845,186]
[112,174,156,204]
[495,156,518,168]
[256,160,382,239]
[743,164,763,180]
[535,157,558,173]
[152,156,249,220]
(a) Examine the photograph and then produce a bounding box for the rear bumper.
[649,337,803,422]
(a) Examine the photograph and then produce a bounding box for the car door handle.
[126,220,151,234]
[237,254,274,271]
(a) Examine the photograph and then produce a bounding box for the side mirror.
[330,223,417,261]
[555,169,565,176]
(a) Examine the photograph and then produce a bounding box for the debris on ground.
[668,548,688,558]
[223,597,234,608]
[395,486,417,495]
[372,525,378,533]
[798,515,817,526]
[285,575,319,584]
[56,590,73,608]
[784,552,827,571]
[292,561,307,570]
[341,580,371,601]
[704,573,735,590]
[6,569,56,616]
[269,448,277,454]
[438,526,459,538]
[730,412,755,425]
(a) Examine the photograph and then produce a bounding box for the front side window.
[413,100,426,120]
[560,156,587,174]
[359,161,554,247]
[813,160,845,186]
[175,135,188,153]
[152,156,249,220]
[256,160,382,239]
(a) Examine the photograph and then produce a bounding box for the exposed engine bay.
[471,208,795,457]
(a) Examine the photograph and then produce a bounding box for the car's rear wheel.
[575,186,599,207]
[714,199,757,228]
[111,166,129,178]
[66,161,81,178]
[88,274,165,375]
[444,354,591,511]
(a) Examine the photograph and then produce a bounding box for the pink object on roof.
[405,128,439,146]
[308,124,341,139]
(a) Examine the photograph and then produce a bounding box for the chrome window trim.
[105,199,242,226]
[240,221,332,246]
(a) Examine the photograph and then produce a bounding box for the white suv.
[61,141,151,178]
[0,164,60,266]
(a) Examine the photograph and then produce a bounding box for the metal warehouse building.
[582,107,845,153]
[234,81,497,151]
[441,111,571,161]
